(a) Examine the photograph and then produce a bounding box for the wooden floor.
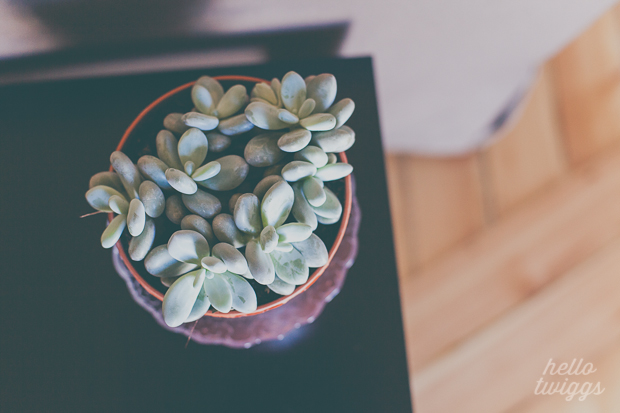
[386,6,620,412]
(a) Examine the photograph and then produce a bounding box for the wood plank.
[385,154,417,277]
[401,144,620,371]
[482,66,567,216]
[386,154,487,271]
[414,235,620,413]
[551,11,620,165]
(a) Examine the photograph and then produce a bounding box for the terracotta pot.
[108,75,353,318]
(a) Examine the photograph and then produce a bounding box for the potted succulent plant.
[85,72,355,332]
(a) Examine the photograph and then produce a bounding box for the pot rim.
[109,74,352,318]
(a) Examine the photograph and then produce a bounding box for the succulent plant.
[137,129,250,219]
[138,128,222,195]
[272,146,352,228]
[85,152,165,260]
[189,76,254,136]
[144,230,256,327]
[86,71,353,324]
[213,180,329,296]
[244,72,355,155]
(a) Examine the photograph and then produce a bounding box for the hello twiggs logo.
[534,359,605,401]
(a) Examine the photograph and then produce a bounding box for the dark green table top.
[0,57,413,412]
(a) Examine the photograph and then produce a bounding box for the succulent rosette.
[144,230,255,327]
[280,145,353,227]
[212,180,329,296]
[244,71,355,155]
[137,128,250,221]
[85,152,165,261]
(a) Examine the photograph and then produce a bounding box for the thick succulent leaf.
[298,98,316,119]
[163,112,190,135]
[261,180,294,228]
[203,273,233,313]
[108,195,129,215]
[245,101,290,130]
[271,248,308,286]
[306,73,337,113]
[291,233,329,268]
[253,175,284,201]
[268,275,296,296]
[250,97,272,105]
[221,272,257,313]
[277,128,311,153]
[137,155,171,190]
[276,223,313,243]
[212,243,248,275]
[86,185,125,212]
[212,213,249,248]
[245,239,275,285]
[327,153,338,164]
[162,269,206,327]
[101,214,126,249]
[206,132,231,152]
[260,225,278,254]
[156,130,183,170]
[128,218,156,261]
[317,214,340,225]
[139,181,165,218]
[218,114,254,136]
[165,194,188,225]
[191,160,221,182]
[181,189,222,219]
[201,256,227,273]
[277,109,299,124]
[215,84,247,119]
[270,78,282,107]
[185,284,211,323]
[251,82,278,105]
[191,84,216,115]
[299,113,336,131]
[311,126,355,153]
[301,176,326,207]
[244,133,285,167]
[182,112,219,131]
[161,277,178,288]
[196,76,224,105]
[291,182,318,230]
[181,215,216,246]
[275,242,294,252]
[328,98,355,128]
[144,245,197,277]
[110,151,142,199]
[165,168,197,194]
[89,171,123,192]
[311,187,342,220]
[233,193,262,236]
[281,161,317,182]
[197,155,249,191]
[178,128,209,168]
[294,145,328,168]
[127,198,146,237]
[315,163,353,181]
[280,71,306,113]
[167,230,210,265]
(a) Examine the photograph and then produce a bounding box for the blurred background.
[5,0,620,411]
